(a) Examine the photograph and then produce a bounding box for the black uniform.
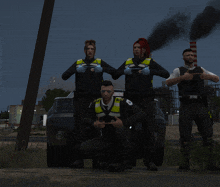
[178,66,213,143]
[62,57,116,140]
[80,97,146,166]
[177,66,214,169]
[112,57,170,165]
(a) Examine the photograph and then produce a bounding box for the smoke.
[190,3,220,41]
[147,12,190,52]
[208,0,220,10]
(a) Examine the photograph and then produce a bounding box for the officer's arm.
[111,61,126,80]
[166,76,185,86]
[208,75,219,83]
[150,60,170,78]
[101,60,117,77]
[201,67,219,83]
[62,62,77,80]
[120,99,146,127]
[165,68,183,86]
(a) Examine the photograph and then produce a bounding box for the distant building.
[9,100,47,127]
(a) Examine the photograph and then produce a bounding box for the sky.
[0,0,220,111]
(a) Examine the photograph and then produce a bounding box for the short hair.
[101,80,114,87]
[84,40,96,51]
[182,48,193,56]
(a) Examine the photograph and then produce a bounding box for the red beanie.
[133,38,150,57]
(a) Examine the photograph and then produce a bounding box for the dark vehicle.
[46,90,166,167]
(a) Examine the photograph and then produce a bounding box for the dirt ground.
[1,124,220,186]
[1,167,220,187]
[165,122,220,142]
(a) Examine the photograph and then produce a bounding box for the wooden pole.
[15,0,55,150]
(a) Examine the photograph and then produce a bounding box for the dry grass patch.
[0,144,47,168]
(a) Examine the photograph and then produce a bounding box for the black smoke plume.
[147,12,190,53]
[190,6,220,41]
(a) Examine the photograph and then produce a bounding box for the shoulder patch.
[126,99,133,106]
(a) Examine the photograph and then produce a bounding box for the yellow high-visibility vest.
[125,58,153,85]
[76,58,101,68]
[94,97,123,118]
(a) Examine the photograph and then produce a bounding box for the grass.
[1,140,220,170]
[163,140,181,166]
[0,144,47,168]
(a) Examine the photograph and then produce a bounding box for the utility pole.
[15,0,55,150]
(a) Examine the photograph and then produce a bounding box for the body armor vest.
[76,58,101,67]
[125,58,153,87]
[178,66,205,97]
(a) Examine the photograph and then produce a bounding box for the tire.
[47,143,69,167]
[153,146,165,166]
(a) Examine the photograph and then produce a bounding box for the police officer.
[112,38,170,171]
[166,48,219,171]
[81,80,147,172]
[62,40,116,168]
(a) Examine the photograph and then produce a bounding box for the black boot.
[108,162,125,172]
[143,159,158,171]
[143,149,158,171]
[70,159,84,168]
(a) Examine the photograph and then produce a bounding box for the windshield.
[55,99,74,113]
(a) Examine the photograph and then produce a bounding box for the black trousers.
[74,93,101,142]
[80,133,134,163]
[179,100,213,145]
[125,94,156,161]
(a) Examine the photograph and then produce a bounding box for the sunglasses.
[101,90,112,93]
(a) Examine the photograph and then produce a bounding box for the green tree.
[41,88,71,112]
[0,110,9,119]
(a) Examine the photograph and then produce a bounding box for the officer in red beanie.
[112,38,170,171]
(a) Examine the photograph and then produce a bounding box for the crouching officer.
[81,80,147,172]
[166,48,219,171]
[112,38,170,171]
[62,40,116,168]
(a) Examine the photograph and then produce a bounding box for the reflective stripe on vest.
[95,98,121,118]
[125,58,153,84]
[208,111,212,119]
[76,58,101,67]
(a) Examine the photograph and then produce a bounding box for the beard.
[185,60,193,65]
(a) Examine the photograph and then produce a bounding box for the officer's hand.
[140,66,150,75]
[200,72,210,80]
[93,65,103,73]
[94,118,105,129]
[124,67,132,75]
[182,72,193,80]
[76,64,87,73]
[106,117,123,128]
